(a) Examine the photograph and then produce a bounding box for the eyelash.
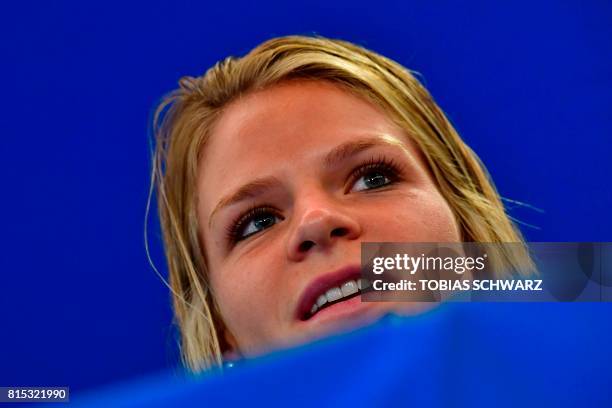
[225,156,405,245]
[224,205,282,245]
[345,155,404,193]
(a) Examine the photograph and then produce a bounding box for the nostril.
[298,241,315,252]
[331,227,348,237]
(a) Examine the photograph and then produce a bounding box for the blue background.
[1,0,610,395]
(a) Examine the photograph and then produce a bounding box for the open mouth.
[302,278,373,321]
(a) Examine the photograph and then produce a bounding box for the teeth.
[325,287,343,302]
[341,280,358,296]
[316,294,327,307]
[310,304,318,315]
[308,279,368,317]
[358,278,370,290]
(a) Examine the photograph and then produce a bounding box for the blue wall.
[1,0,610,393]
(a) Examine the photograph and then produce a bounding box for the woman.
[149,35,532,372]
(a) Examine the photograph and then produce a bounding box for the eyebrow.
[207,136,408,228]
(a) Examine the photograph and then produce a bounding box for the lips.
[295,265,369,321]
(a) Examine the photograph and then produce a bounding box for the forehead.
[197,81,410,214]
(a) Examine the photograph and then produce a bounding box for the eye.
[352,171,392,191]
[226,206,283,244]
[348,157,402,193]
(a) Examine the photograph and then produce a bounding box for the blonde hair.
[148,35,532,373]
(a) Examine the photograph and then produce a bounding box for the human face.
[197,81,461,357]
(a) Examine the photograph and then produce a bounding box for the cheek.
[370,190,460,242]
[208,255,287,352]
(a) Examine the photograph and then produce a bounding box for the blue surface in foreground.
[71,303,612,407]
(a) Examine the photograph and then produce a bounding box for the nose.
[286,193,362,262]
